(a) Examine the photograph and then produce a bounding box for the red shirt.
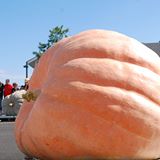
[4,84,13,97]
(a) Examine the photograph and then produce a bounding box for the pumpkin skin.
[2,90,26,116]
[15,30,160,159]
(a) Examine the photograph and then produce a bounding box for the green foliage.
[33,25,69,59]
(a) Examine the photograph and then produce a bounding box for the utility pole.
[23,62,28,78]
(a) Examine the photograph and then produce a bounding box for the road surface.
[0,122,25,160]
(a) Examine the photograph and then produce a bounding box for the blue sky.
[0,0,160,85]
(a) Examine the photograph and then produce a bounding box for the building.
[144,42,160,56]
[23,56,38,78]
[24,42,160,77]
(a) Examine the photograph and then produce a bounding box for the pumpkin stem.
[22,89,40,102]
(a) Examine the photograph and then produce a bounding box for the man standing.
[12,82,19,93]
[0,81,4,112]
[4,79,13,97]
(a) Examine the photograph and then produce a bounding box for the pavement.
[0,122,25,160]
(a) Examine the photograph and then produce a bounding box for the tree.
[33,25,69,59]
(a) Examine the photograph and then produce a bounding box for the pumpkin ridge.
[15,101,37,155]
[50,58,160,105]
[51,35,160,75]
[52,49,160,76]
[55,100,152,157]
[42,81,160,140]
[53,98,154,142]
[23,95,151,158]
[18,105,46,158]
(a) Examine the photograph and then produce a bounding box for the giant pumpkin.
[15,30,160,159]
[2,90,26,116]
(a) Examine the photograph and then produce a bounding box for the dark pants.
[0,96,3,111]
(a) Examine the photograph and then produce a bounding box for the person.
[0,81,4,112]
[24,78,29,90]
[4,79,13,97]
[21,78,29,91]
[12,82,19,93]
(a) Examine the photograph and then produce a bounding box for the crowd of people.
[0,78,29,114]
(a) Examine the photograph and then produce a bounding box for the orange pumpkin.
[15,29,160,159]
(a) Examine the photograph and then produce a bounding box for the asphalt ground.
[0,122,25,160]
